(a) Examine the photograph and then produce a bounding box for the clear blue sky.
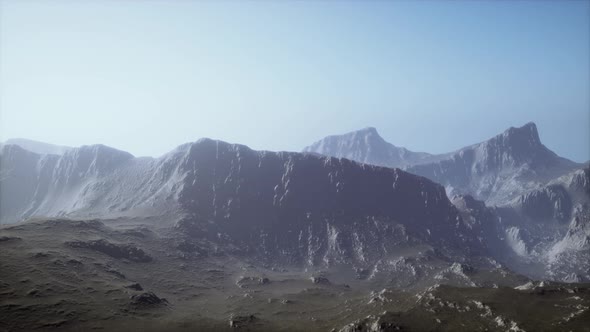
[1,0,589,161]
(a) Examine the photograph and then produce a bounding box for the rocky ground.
[1,218,589,331]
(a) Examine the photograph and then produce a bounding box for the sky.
[0,1,589,161]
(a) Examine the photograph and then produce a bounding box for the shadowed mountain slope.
[1,139,483,267]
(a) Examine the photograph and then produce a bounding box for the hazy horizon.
[1,0,589,161]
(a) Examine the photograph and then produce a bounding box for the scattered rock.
[368,289,396,304]
[338,313,403,332]
[310,276,330,285]
[130,292,168,308]
[229,314,257,329]
[32,252,49,258]
[269,297,292,305]
[0,236,21,242]
[236,276,270,288]
[67,259,83,266]
[65,239,152,262]
[449,262,474,274]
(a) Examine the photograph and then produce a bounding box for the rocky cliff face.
[527,168,589,254]
[516,185,572,222]
[406,123,581,205]
[0,139,479,267]
[510,167,589,227]
[0,144,152,224]
[488,167,590,281]
[302,127,433,168]
[0,145,58,225]
[173,139,484,265]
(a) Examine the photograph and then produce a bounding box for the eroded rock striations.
[1,139,479,268]
[406,123,580,205]
[301,123,589,281]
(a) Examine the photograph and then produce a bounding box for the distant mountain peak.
[356,127,387,143]
[325,127,386,144]
[76,143,131,154]
[407,122,580,204]
[302,127,432,168]
[478,121,554,167]
[1,138,72,155]
[358,126,379,135]
[521,121,538,131]
[501,122,541,148]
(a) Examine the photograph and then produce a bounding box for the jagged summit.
[306,127,389,148]
[300,122,581,206]
[496,122,544,157]
[357,126,379,134]
[468,122,563,170]
[302,127,432,168]
[407,122,580,204]
[505,122,540,144]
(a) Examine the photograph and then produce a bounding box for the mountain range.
[304,122,582,205]
[303,122,589,281]
[1,122,589,331]
[1,139,483,266]
[302,126,436,168]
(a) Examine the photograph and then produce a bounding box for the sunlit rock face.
[406,122,581,205]
[303,123,582,206]
[302,127,433,168]
[487,167,590,281]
